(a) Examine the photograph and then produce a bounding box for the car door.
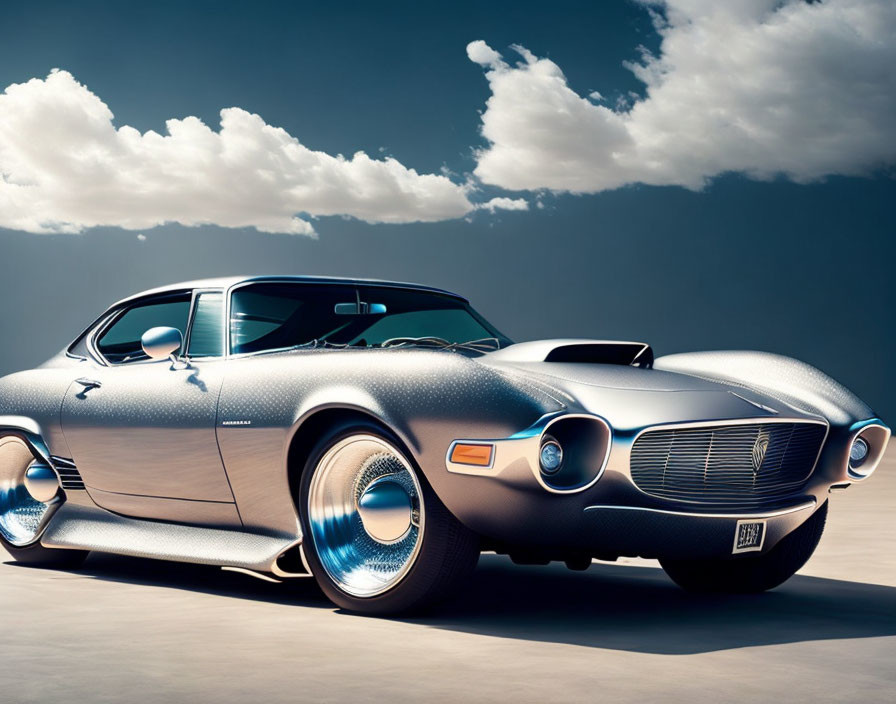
[60,289,239,524]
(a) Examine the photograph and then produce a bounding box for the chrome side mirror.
[141,326,183,361]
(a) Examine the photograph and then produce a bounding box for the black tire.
[0,535,89,569]
[298,421,480,615]
[660,501,828,593]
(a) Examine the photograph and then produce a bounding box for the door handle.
[74,377,102,390]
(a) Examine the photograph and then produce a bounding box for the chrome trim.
[446,412,612,495]
[626,416,829,505]
[298,545,312,575]
[583,499,817,519]
[221,566,283,583]
[631,416,828,436]
[23,463,60,503]
[307,434,425,597]
[535,413,612,494]
[847,420,890,480]
[0,434,62,546]
[508,410,566,439]
[0,416,55,465]
[270,537,314,578]
[357,476,414,543]
[728,391,779,415]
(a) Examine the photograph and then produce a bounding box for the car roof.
[110,275,469,308]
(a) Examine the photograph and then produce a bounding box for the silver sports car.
[0,276,889,613]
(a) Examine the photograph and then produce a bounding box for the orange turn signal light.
[450,442,494,467]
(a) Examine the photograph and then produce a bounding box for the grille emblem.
[751,433,770,474]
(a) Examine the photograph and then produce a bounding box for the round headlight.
[539,439,563,474]
[850,437,869,466]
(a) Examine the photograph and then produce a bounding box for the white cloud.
[0,70,475,235]
[475,196,529,213]
[469,0,896,193]
[466,40,504,67]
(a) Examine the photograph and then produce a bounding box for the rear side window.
[96,296,191,363]
[187,292,224,357]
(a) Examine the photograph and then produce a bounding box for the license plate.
[732,520,766,554]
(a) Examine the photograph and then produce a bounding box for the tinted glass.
[230,284,356,354]
[229,283,505,355]
[96,296,191,363]
[187,292,224,357]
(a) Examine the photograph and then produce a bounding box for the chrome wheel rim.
[308,434,424,598]
[0,437,52,547]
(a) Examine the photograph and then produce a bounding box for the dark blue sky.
[1,0,894,419]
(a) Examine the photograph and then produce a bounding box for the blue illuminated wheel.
[299,422,479,614]
[0,435,88,568]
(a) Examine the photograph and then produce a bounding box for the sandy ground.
[1,449,894,703]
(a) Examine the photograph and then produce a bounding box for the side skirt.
[40,502,310,576]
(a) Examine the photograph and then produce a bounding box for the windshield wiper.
[378,337,501,353]
[286,339,350,351]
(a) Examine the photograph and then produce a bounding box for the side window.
[229,283,355,354]
[187,292,224,357]
[96,296,191,364]
[67,328,93,359]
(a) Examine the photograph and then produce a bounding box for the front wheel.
[660,501,828,593]
[299,422,480,614]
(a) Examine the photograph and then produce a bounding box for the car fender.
[654,350,877,428]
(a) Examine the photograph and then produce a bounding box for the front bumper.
[581,501,816,560]
[434,410,885,561]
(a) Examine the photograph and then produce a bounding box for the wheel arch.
[284,405,420,519]
[0,415,54,465]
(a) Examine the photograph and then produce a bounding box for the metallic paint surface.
[86,487,241,527]
[60,360,236,504]
[0,276,888,571]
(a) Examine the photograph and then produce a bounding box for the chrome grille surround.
[50,456,86,491]
[630,419,828,508]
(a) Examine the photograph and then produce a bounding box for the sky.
[1,0,894,420]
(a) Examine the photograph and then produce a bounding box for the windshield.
[229,283,510,355]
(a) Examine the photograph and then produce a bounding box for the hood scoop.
[487,339,654,368]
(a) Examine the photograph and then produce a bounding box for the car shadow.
[412,554,896,654]
[32,552,333,610]
[19,552,896,655]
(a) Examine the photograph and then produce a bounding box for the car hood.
[479,357,823,432]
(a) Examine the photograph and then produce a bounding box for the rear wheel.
[0,435,88,569]
[299,422,479,614]
[660,502,827,593]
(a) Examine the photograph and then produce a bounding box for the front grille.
[50,456,86,491]
[630,422,826,507]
